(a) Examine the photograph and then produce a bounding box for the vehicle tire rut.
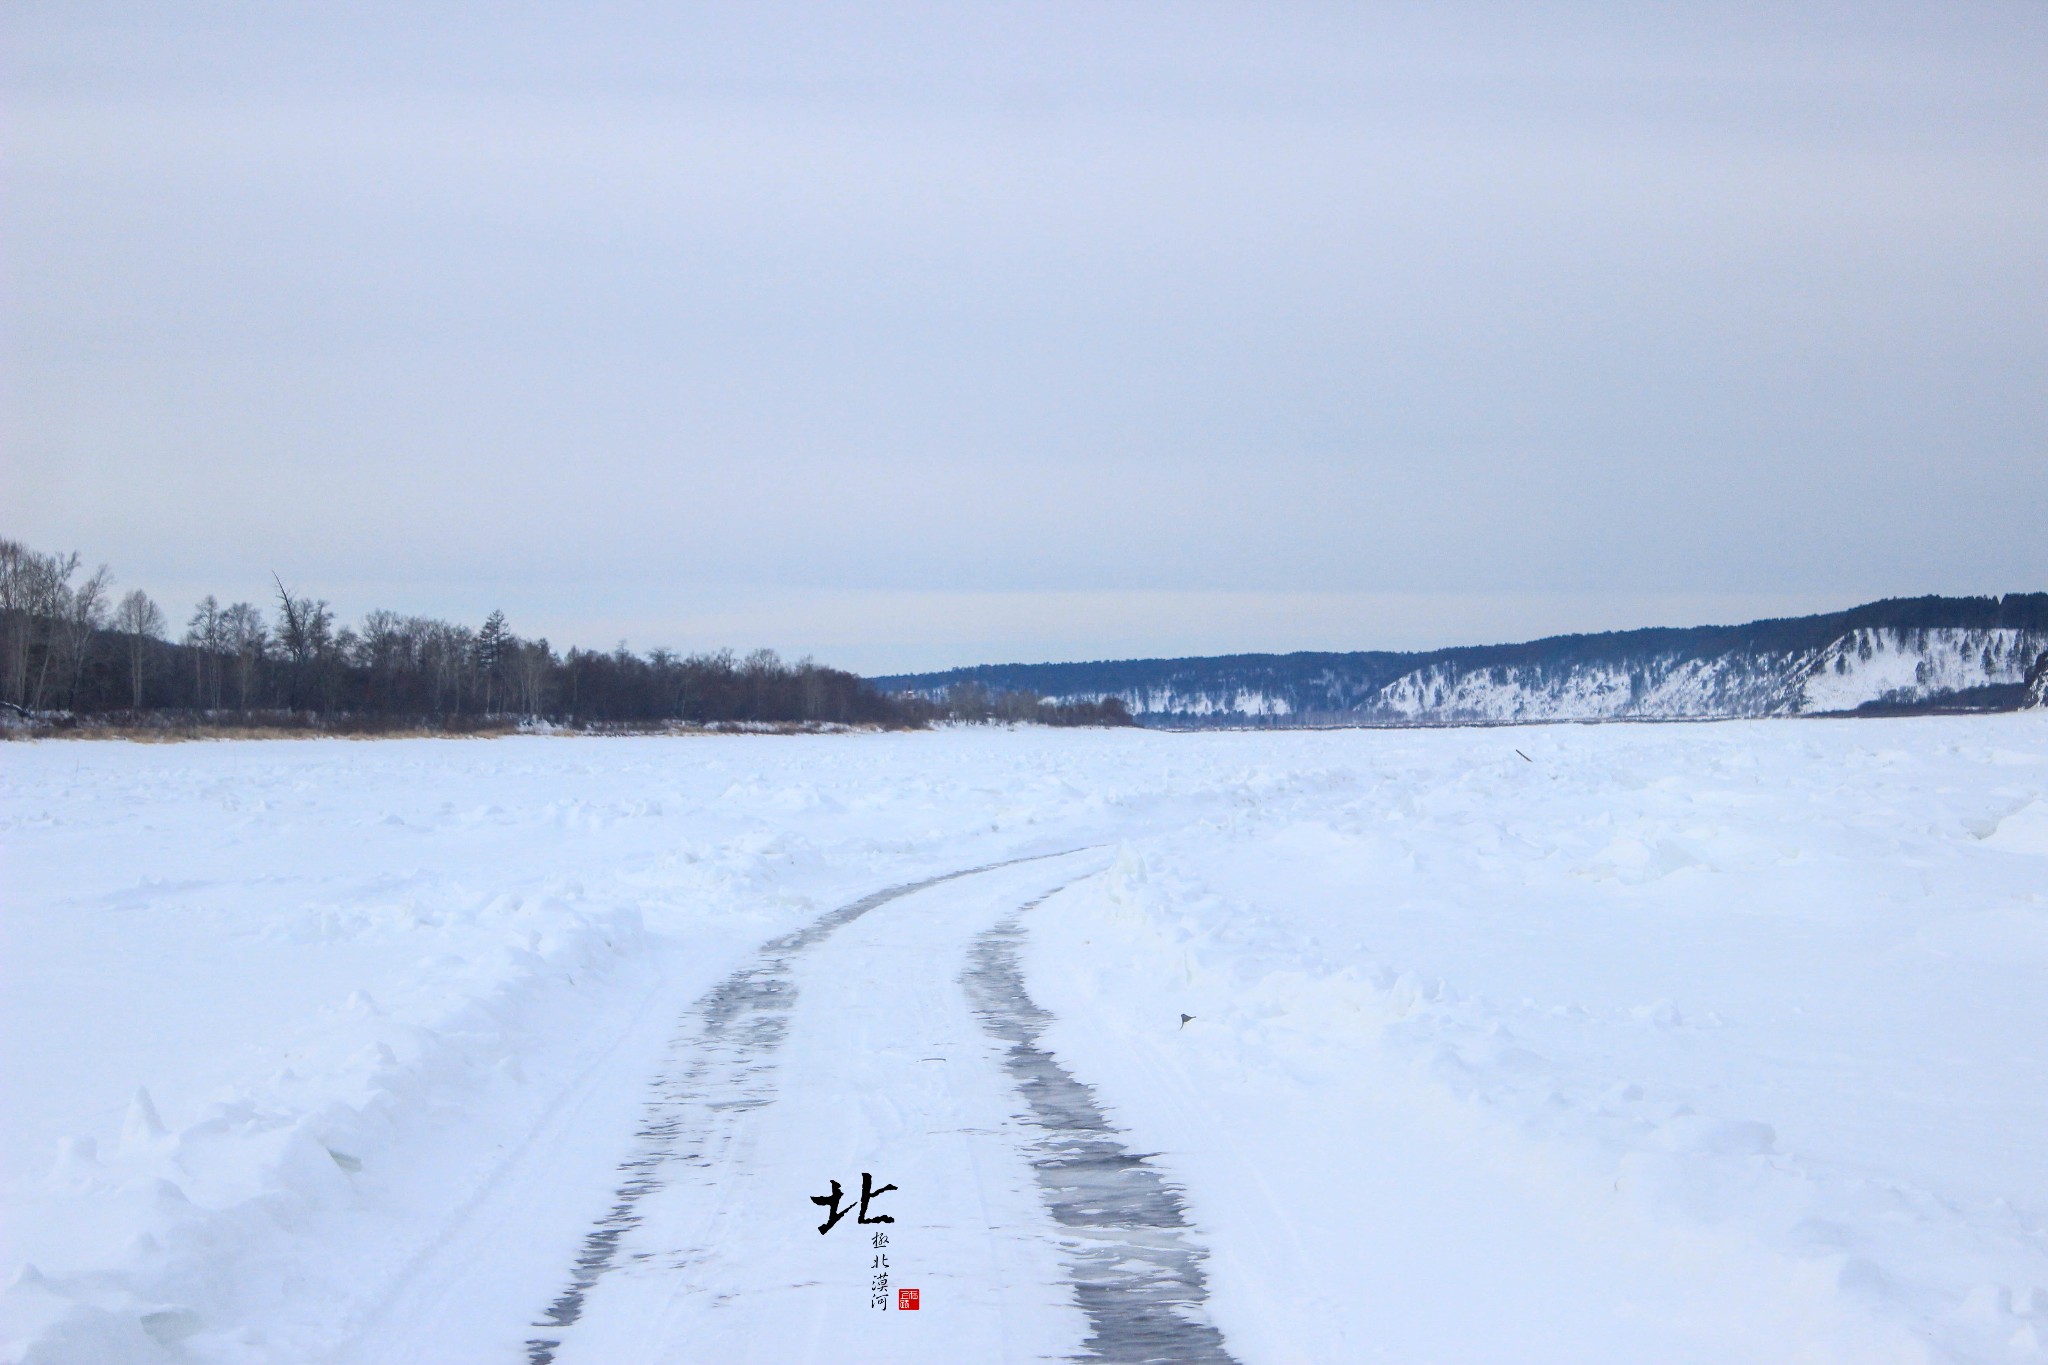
[522,851,1238,1365]
[965,898,1241,1364]
[521,853,1075,1363]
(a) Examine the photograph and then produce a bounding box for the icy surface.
[3,720,2046,1363]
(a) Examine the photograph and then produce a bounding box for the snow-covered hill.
[876,595,2048,726]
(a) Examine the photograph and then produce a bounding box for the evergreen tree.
[475,610,510,713]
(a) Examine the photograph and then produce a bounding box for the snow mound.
[1980,800,2048,855]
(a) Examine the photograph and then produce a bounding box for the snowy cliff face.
[878,596,2048,727]
[1054,627,2047,725]
[1366,628,2045,724]
[2027,651,2048,709]
[1113,688,1294,719]
[1793,628,2043,713]
[1369,653,1808,724]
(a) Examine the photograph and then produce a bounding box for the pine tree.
[475,610,510,714]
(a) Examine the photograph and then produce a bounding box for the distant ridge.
[871,594,2048,727]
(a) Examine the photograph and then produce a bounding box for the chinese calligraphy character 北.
[810,1172,897,1236]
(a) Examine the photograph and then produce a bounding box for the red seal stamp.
[897,1288,920,1311]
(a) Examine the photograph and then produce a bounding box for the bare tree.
[271,576,333,710]
[743,647,781,719]
[0,539,32,708]
[511,637,552,715]
[53,564,113,709]
[185,595,225,708]
[422,620,472,713]
[219,603,267,709]
[798,655,827,720]
[114,590,167,709]
[0,540,75,709]
[1,546,87,710]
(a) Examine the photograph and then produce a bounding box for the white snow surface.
[3,720,2047,1363]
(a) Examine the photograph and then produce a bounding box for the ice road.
[4,718,2047,1363]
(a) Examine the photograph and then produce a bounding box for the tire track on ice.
[522,851,1083,1364]
[966,899,1241,1365]
[523,849,1239,1364]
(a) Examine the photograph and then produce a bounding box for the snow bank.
[1023,717,2048,1363]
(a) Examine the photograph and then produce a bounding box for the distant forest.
[0,538,1131,732]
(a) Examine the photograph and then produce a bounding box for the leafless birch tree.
[115,590,166,708]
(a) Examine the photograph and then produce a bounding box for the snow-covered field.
[3,720,2046,1363]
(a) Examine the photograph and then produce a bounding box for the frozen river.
[4,719,2046,1362]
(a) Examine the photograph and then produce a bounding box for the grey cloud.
[6,3,2044,670]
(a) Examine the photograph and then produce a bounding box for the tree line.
[0,537,1131,730]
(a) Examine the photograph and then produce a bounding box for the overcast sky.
[5,3,2045,673]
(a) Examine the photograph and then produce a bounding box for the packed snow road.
[492,848,1239,1365]
[5,720,2048,1363]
